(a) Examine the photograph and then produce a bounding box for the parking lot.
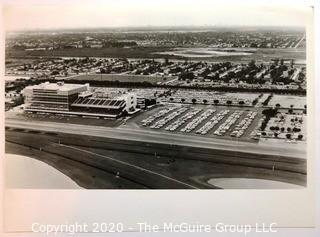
[132,104,263,141]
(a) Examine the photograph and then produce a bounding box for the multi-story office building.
[23,82,137,118]
[23,81,89,112]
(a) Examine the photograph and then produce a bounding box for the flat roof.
[26,82,88,92]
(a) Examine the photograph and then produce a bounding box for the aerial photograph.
[4,1,308,189]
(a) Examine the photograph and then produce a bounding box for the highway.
[5,119,306,159]
[60,143,200,189]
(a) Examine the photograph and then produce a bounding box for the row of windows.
[30,96,69,103]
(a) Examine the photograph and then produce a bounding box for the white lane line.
[6,120,306,158]
[59,143,199,189]
[295,35,305,49]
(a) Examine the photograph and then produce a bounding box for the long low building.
[23,82,137,118]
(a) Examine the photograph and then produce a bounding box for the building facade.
[23,82,137,118]
[23,82,89,112]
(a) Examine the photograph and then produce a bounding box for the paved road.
[295,35,305,49]
[5,119,306,158]
[60,144,200,189]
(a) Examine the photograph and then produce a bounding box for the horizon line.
[7,25,306,33]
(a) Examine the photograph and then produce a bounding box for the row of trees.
[262,94,273,106]
[261,131,303,140]
[169,98,246,105]
[260,108,278,131]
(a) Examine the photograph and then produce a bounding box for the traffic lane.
[5,119,306,159]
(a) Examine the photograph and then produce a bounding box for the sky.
[2,0,313,31]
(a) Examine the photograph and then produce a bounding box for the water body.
[5,154,82,189]
[208,178,303,189]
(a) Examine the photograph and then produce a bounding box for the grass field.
[269,95,306,109]
[6,47,175,59]
[6,47,306,64]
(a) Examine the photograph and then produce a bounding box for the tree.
[248,60,256,69]
[252,99,258,106]
[170,98,174,102]
[274,132,279,138]
[203,99,208,104]
[297,134,303,140]
[214,99,219,105]
[150,99,156,105]
[280,59,284,65]
[50,70,59,75]
[280,127,285,132]
[239,101,245,105]
[226,100,232,105]
[192,98,197,104]
[287,127,291,132]
[293,127,301,133]
[164,57,169,65]
[181,98,185,103]
[180,72,194,80]
[262,108,278,117]
[286,133,292,139]
[275,103,281,108]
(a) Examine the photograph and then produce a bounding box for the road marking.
[295,35,305,49]
[59,143,199,189]
[5,119,306,158]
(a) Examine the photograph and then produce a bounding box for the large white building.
[23,82,137,118]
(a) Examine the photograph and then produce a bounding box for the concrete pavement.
[5,119,306,159]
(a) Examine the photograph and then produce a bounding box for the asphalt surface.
[5,130,306,189]
[6,119,306,159]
